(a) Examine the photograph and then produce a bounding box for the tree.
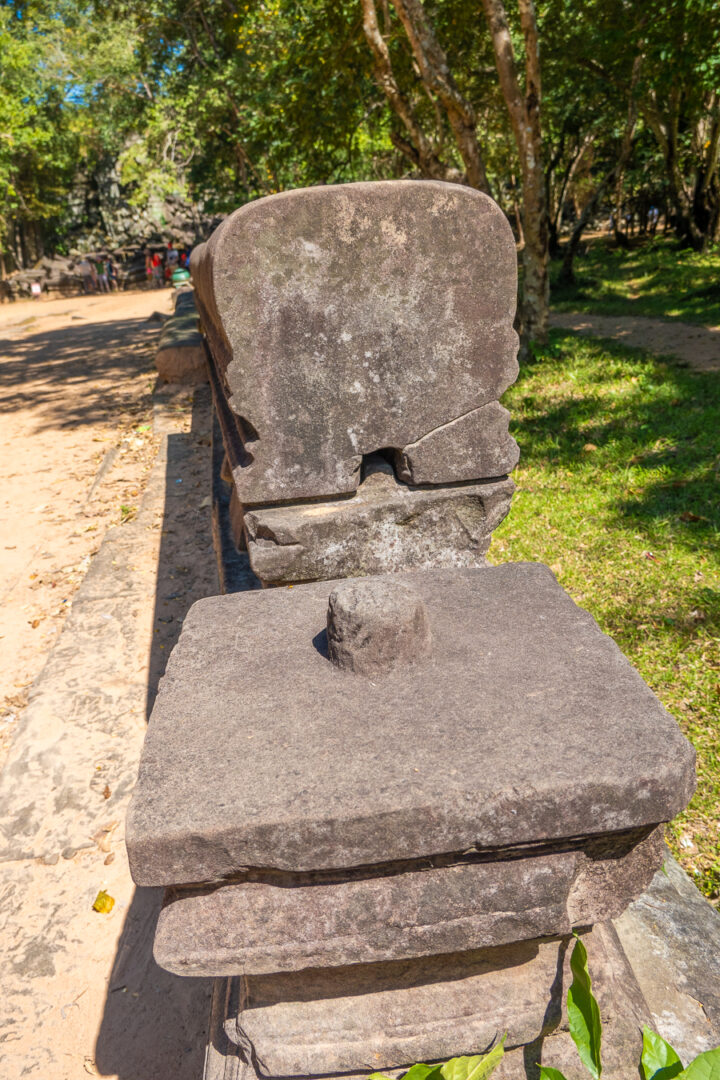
[638,0,720,249]
[481,0,547,344]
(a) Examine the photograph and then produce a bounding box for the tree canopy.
[2,0,719,340]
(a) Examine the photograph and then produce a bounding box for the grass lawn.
[551,235,720,325]
[490,331,720,899]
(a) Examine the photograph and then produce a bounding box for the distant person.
[151,252,164,288]
[77,257,95,294]
[97,260,110,292]
[166,241,179,266]
[31,281,42,301]
[106,257,118,291]
[648,206,660,236]
[145,250,153,287]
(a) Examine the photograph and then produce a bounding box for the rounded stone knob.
[326,578,432,675]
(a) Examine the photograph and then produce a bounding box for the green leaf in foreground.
[369,1041,508,1080]
[371,1062,440,1080]
[680,1047,720,1080]
[369,1071,438,1080]
[641,1027,683,1080]
[402,1067,441,1080]
[440,1040,506,1080]
[567,936,602,1079]
[539,1067,569,1080]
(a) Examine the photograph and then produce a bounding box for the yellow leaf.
[92,890,115,914]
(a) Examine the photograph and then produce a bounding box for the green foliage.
[551,237,720,325]
[365,944,720,1080]
[3,0,720,262]
[369,1039,505,1080]
[642,1028,684,1080]
[681,1049,720,1080]
[492,333,720,898]
[567,936,602,1079]
[541,939,720,1080]
[0,0,151,258]
[539,1068,569,1080]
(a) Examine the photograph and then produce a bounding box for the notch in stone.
[326,578,432,676]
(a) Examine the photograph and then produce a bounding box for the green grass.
[551,236,720,325]
[490,331,720,899]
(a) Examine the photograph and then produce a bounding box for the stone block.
[208,923,650,1079]
[243,456,513,585]
[174,287,197,312]
[154,828,662,978]
[395,401,520,485]
[192,181,519,504]
[228,486,246,552]
[156,310,208,385]
[126,563,694,887]
[326,578,432,675]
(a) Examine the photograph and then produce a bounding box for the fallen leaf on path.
[92,890,115,914]
[679,511,706,522]
[92,820,119,852]
[103,785,111,799]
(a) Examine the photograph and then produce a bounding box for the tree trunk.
[361,0,456,181]
[560,172,612,285]
[481,0,548,347]
[561,58,641,283]
[390,0,491,192]
[546,133,593,258]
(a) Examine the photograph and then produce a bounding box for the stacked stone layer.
[192,181,521,584]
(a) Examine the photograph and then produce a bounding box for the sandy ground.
[0,288,217,1078]
[0,289,172,765]
[550,311,720,372]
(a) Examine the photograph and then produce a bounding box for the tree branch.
[390,0,490,191]
[360,0,449,179]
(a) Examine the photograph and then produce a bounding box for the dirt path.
[0,290,218,1078]
[0,289,173,764]
[550,311,720,373]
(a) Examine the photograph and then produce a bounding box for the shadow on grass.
[511,331,720,547]
[550,236,720,324]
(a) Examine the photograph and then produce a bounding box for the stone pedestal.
[204,922,652,1080]
[126,566,695,1080]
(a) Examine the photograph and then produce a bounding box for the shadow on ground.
[0,317,161,431]
[511,331,720,544]
[96,387,223,1078]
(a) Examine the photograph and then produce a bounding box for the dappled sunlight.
[492,331,720,897]
[552,236,720,326]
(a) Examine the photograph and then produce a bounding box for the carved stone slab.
[126,564,694,886]
[204,923,650,1079]
[242,457,513,584]
[154,828,663,977]
[192,181,519,504]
